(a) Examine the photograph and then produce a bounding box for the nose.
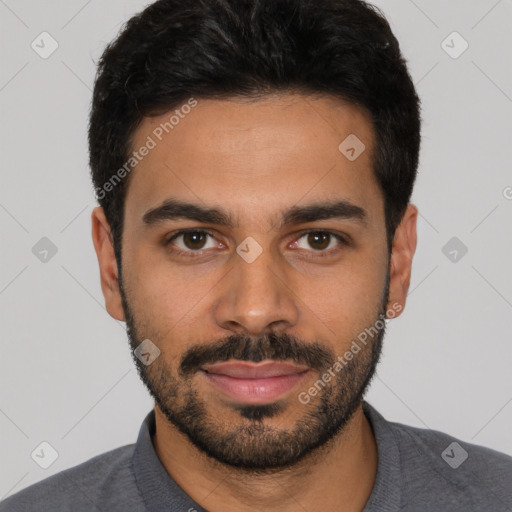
[213,245,300,337]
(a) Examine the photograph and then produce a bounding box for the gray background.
[1,0,511,499]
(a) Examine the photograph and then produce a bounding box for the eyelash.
[164,228,350,259]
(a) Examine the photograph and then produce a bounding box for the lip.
[201,361,310,404]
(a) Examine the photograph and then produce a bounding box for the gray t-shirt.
[1,401,511,511]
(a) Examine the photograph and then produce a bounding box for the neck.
[152,403,378,512]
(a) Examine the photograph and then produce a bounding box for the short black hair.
[88,0,421,269]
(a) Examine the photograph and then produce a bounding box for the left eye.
[294,231,345,251]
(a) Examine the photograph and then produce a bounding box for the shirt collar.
[132,409,208,512]
[362,401,402,511]
[131,401,402,511]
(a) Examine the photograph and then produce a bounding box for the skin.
[91,93,417,511]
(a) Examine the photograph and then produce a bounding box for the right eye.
[165,229,220,256]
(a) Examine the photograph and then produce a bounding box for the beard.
[118,270,389,471]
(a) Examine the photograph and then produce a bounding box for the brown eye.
[182,232,208,250]
[294,231,348,255]
[307,232,330,250]
[168,230,217,252]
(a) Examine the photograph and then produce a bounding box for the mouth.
[200,360,310,405]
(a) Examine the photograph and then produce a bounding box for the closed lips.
[201,361,310,379]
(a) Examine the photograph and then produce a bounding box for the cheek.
[125,244,221,333]
[297,256,386,343]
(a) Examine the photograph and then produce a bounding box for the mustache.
[179,332,335,376]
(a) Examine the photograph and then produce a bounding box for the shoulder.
[385,414,512,510]
[0,444,144,512]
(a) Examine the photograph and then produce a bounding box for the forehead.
[124,93,382,228]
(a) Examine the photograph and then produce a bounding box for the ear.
[386,203,418,318]
[91,206,125,322]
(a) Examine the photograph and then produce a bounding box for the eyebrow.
[142,198,368,229]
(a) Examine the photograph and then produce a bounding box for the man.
[2,0,511,511]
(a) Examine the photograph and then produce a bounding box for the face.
[93,93,415,470]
